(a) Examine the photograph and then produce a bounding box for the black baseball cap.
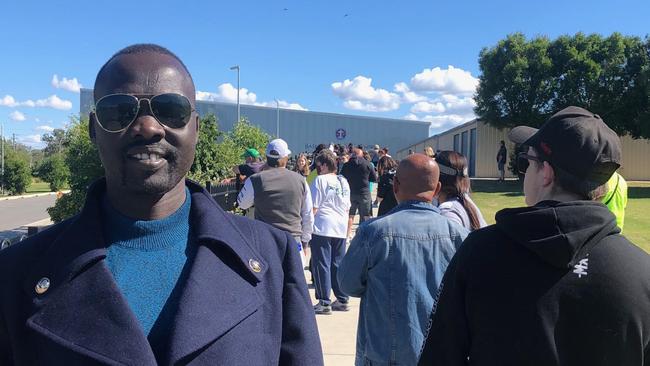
[508,106,622,185]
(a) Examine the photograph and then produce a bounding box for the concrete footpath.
[305,206,374,366]
[309,279,360,365]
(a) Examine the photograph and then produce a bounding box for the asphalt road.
[0,194,57,231]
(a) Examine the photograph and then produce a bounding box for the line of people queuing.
[233,107,645,366]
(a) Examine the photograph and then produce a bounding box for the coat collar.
[23,178,267,291]
[23,178,266,365]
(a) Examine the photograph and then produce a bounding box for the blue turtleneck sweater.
[102,189,191,336]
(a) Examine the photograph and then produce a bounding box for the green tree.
[42,128,68,156]
[37,153,70,191]
[230,118,271,156]
[475,33,650,138]
[188,115,270,183]
[1,148,32,195]
[47,117,103,223]
[188,113,224,184]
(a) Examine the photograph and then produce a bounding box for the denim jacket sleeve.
[338,225,371,297]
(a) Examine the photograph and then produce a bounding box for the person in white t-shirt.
[310,150,352,315]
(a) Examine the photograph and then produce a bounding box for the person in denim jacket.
[338,154,468,366]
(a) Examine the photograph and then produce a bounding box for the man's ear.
[542,161,555,187]
[432,181,442,198]
[194,115,200,143]
[88,112,97,143]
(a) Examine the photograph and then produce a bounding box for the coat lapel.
[23,179,157,365]
[154,182,268,365]
[23,179,268,365]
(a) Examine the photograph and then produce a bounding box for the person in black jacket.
[418,106,650,366]
[376,155,398,216]
[341,148,377,240]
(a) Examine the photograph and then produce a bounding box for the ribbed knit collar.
[102,188,191,251]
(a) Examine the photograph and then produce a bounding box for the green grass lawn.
[25,181,52,194]
[470,179,650,253]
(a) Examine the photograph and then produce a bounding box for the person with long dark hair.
[293,153,310,178]
[376,156,398,216]
[435,151,487,231]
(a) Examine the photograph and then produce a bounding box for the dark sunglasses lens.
[517,155,529,174]
[151,93,192,128]
[95,95,138,131]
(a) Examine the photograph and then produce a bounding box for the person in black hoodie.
[418,106,650,366]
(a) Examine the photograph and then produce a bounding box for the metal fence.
[206,181,239,212]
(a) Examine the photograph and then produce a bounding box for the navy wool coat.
[0,179,323,365]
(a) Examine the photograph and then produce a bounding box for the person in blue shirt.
[338,153,468,366]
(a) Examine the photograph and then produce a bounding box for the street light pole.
[230,65,240,123]
[275,99,280,138]
[1,124,4,195]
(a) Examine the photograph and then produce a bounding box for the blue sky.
[1,0,648,148]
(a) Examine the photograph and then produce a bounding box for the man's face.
[90,52,198,197]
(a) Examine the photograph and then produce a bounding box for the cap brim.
[508,126,538,145]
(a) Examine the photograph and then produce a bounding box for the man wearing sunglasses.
[418,106,650,365]
[0,44,323,365]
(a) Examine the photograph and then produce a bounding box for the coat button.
[35,277,50,294]
[249,259,262,273]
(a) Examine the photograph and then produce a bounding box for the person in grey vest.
[238,139,314,252]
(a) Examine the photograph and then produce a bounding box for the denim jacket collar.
[393,200,440,214]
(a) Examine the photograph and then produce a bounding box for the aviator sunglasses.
[93,93,195,132]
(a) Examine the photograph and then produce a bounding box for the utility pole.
[275,99,280,138]
[230,65,240,123]
[1,124,4,195]
[12,133,16,151]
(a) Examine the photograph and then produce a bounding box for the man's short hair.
[531,147,608,201]
[94,44,192,99]
[315,151,337,172]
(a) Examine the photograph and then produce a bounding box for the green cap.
[242,148,260,159]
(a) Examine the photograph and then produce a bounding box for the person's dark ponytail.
[457,193,481,231]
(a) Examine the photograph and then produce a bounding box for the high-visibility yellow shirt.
[602,172,628,232]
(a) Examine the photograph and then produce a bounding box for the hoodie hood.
[495,201,619,269]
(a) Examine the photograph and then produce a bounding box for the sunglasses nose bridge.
[127,98,166,138]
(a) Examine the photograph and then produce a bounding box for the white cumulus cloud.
[331,76,400,112]
[197,84,307,111]
[410,66,478,94]
[36,125,55,132]
[410,94,476,115]
[0,94,71,110]
[394,82,427,103]
[9,110,26,121]
[51,74,83,93]
[257,100,308,111]
[34,95,72,110]
[411,101,446,114]
[0,95,18,107]
[196,83,258,104]
[16,134,44,148]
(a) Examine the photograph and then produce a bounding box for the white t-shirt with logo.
[310,174,351,239]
